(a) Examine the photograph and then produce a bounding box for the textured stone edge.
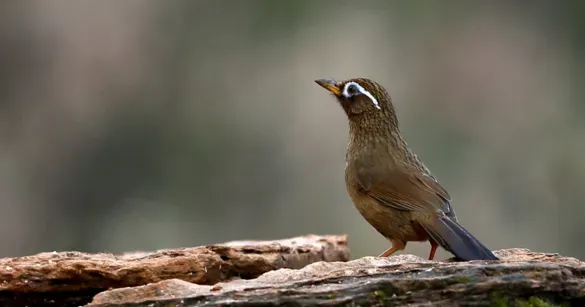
[0,234,349,306]
[89,248,585,306]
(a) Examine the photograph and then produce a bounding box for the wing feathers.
[357,165,452,215]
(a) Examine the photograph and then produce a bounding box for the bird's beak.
[315,78,342,96]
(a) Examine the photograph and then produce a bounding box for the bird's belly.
[350,194,427,242]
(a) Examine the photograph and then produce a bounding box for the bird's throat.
[346,117,429,175]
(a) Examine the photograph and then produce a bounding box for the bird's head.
[315,77,398,130]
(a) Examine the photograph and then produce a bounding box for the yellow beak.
[315,79,341,96]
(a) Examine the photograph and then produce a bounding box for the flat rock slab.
[0,234,349,306]
[89,248,585,307]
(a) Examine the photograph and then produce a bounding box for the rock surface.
[0,234,348,306]
[88,248,585,307]
[1,235,584,307]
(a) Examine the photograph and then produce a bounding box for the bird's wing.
[356,165,453,215]
[356,165,497,261]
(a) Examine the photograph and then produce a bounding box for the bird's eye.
[341,81,381,110]
[346,84,358,95]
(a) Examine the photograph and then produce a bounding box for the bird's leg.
[378,239,406,257]
[428,240,439,260]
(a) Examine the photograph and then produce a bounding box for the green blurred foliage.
[0,0,584,260]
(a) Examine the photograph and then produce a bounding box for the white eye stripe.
[342,82,381,110]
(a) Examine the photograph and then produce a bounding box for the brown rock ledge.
[0,234,348,306]
[89,248,585,307]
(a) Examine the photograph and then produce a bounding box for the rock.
[1,236,584,307]
[88,248,585,307]
[0,234,348,306]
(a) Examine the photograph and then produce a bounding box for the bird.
[314,77,498,261]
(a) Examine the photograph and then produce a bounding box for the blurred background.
[0,0,584,260]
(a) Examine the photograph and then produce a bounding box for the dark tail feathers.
[421,216,498,261]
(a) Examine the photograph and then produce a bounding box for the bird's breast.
[344,161,422,242]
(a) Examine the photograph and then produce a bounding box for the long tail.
[420,216,498,261]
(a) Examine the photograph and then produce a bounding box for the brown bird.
[315,77,498,261]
